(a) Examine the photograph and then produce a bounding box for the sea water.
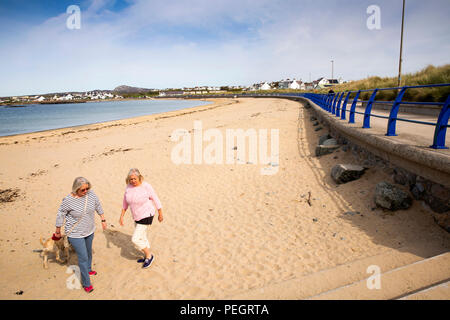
[0,99,210,137]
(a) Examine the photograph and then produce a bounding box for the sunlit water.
[0,99,210,137]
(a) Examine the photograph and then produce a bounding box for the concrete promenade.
[351,105,449,153]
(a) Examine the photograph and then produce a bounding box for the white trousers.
[132,223,150,251]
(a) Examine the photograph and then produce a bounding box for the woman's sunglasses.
[79,188,90,192]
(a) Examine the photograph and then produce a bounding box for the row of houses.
[3,91,124,103]
[251,77,345,91]
[159,85,248,96]
[157,78,345,97]
[2,78,346,102]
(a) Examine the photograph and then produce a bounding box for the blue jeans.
[68,233,94,288]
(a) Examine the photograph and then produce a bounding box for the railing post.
[327,94,333,111]
[363,89,379,128]
[331,93,339,114]
[341,92,351,120]
[329,93,335,112]
[430,95,450,149]
[336,92,344,118]
[386,87,407,136]
[349,90,361,124]
[330,93,337,114]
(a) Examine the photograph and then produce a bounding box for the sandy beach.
[0,97,449,300]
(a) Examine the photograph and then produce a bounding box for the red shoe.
[88,271,97,276]
[84,285,94,293]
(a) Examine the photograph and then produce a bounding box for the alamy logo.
[366,265,381,290]
[66,5,81,30]
[66,265,82,290]
[170,121,280,175]
[366,5,381,30]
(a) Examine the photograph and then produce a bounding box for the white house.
[259,82,272,90]
[35,96,46,102]
[315,78,343,89]
[288,80,302,90]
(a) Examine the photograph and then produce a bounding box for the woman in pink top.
[120,168,163,268]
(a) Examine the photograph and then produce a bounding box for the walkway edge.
[300,97,450,188]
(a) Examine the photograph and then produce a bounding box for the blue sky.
[0,0,449,96]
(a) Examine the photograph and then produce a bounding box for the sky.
[0,0,449,96]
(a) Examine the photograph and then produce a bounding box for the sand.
[0,97,448,300]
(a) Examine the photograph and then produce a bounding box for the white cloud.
[0,0,449,96]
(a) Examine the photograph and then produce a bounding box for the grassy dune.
[318,64,450,102]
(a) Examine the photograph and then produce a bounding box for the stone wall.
[303,99,450,233]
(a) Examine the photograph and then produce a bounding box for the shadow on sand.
[102,228,142,261]
[297,100,450,259]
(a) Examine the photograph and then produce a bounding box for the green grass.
[317,64,450,102]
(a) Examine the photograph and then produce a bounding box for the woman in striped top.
[55,177,107,293]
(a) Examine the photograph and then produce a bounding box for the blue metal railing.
[278,84,450,149]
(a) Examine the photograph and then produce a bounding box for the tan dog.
[39,235,71,269]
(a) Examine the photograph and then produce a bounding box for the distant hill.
[113,85,151,93]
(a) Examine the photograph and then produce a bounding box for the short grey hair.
[72,177,91,194]
[126,168,144,184]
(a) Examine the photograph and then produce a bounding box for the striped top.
[55,190,104,238]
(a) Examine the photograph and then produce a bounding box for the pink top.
[122,181,162,221]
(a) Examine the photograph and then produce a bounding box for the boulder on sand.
[374,181,412,211]
[331,164,367,184]
[315,138,339,157]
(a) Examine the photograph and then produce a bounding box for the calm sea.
[0,99,210,137]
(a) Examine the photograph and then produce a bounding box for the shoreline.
[0,98,217,141]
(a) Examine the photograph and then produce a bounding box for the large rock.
[428,184,450,213]
[318,134,332,145]
[374,181,413,211]
[315,138,339,157]
[410,178,449,213]
[331,164,367,184]
[315,145,339,157]
[323,138,338,146]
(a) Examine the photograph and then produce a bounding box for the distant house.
[259,82,272,90]
[328,79,339,85]
[315,78,343,89]
[302,82,314,90]
[278,79,291,89]
[35,96,46,102]
[159,90,184,97]
[288,80,302,90]
[315,78,327,88]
